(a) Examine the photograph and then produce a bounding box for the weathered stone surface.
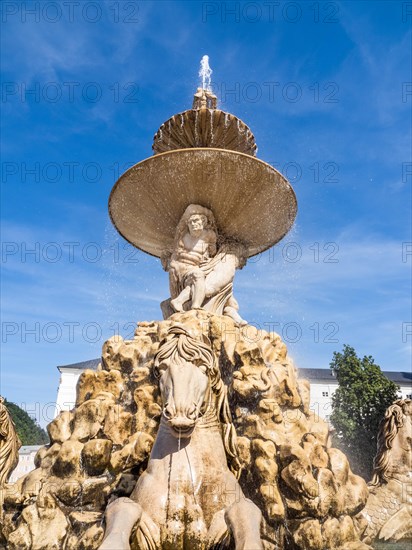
[80,475,114,507]
[71,393,115,441]
[52,440,84,478]
[20,467,44,501]
[76,370,123,407]
[2,312,373,550]
[37,442,61,470]
[47,411,73,444]
[102,406,133,445]
[8,500,68,550]
[64,511,104,549]
[109,432,153,474]
[292,519,323,550]
[55,478,82,506]
[82,439,112,476]
[322,517,342,549]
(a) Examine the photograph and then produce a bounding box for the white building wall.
[54,368,83,418]
[308,381,339,421]
[9,446,42,483]
[308,380,411,421]
[53,366,412,422]
[398,386,412,400]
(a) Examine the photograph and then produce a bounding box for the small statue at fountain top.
[161,204,247,325]
[192,87,217,110]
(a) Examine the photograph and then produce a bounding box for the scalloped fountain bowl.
[152,108,257,157]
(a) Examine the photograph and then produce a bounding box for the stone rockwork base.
[1,311,371,550]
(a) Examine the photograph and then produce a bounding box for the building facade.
[298,367,412,422]
[54,358,412,421]
[9,445,42,483]
[54,358,101,418]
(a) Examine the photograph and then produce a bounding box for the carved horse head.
[153,324,241,476]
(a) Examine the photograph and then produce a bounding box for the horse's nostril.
[187,405,197,420]
[163,404,174,419]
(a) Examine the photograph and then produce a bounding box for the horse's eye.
[154,366,162,379]
[154,362,168,379]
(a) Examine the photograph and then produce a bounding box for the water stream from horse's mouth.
[173,431,182,544]
[168,427,200,544]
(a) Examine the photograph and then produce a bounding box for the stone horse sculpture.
[358,398,412,544]
[99,325,263,550]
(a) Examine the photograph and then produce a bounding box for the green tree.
[4,399,49,446]
[329,345,399,480]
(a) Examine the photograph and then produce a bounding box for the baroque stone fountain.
[3,57,409,549]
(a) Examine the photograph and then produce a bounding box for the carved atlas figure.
[161,204,247,325]
[99,325,263,550]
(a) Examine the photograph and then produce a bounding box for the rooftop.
[57,358,100,372]
[57,359,411,385]
[297,367,411,385]
[19,445,43,454]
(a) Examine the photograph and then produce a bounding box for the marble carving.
[161,204,247,325]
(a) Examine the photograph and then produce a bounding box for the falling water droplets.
[168,120,172,146]
[176,431,181,496]
[237,119,245,134]
[194,110,199,146]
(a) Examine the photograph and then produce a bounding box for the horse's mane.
[154,325,242,478]
[369,399,411,486]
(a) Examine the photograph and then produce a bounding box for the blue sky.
[1,0,411,426]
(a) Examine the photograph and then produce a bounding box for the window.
[322,391,329,397]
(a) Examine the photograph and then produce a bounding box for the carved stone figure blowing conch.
[161,204,247,325]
